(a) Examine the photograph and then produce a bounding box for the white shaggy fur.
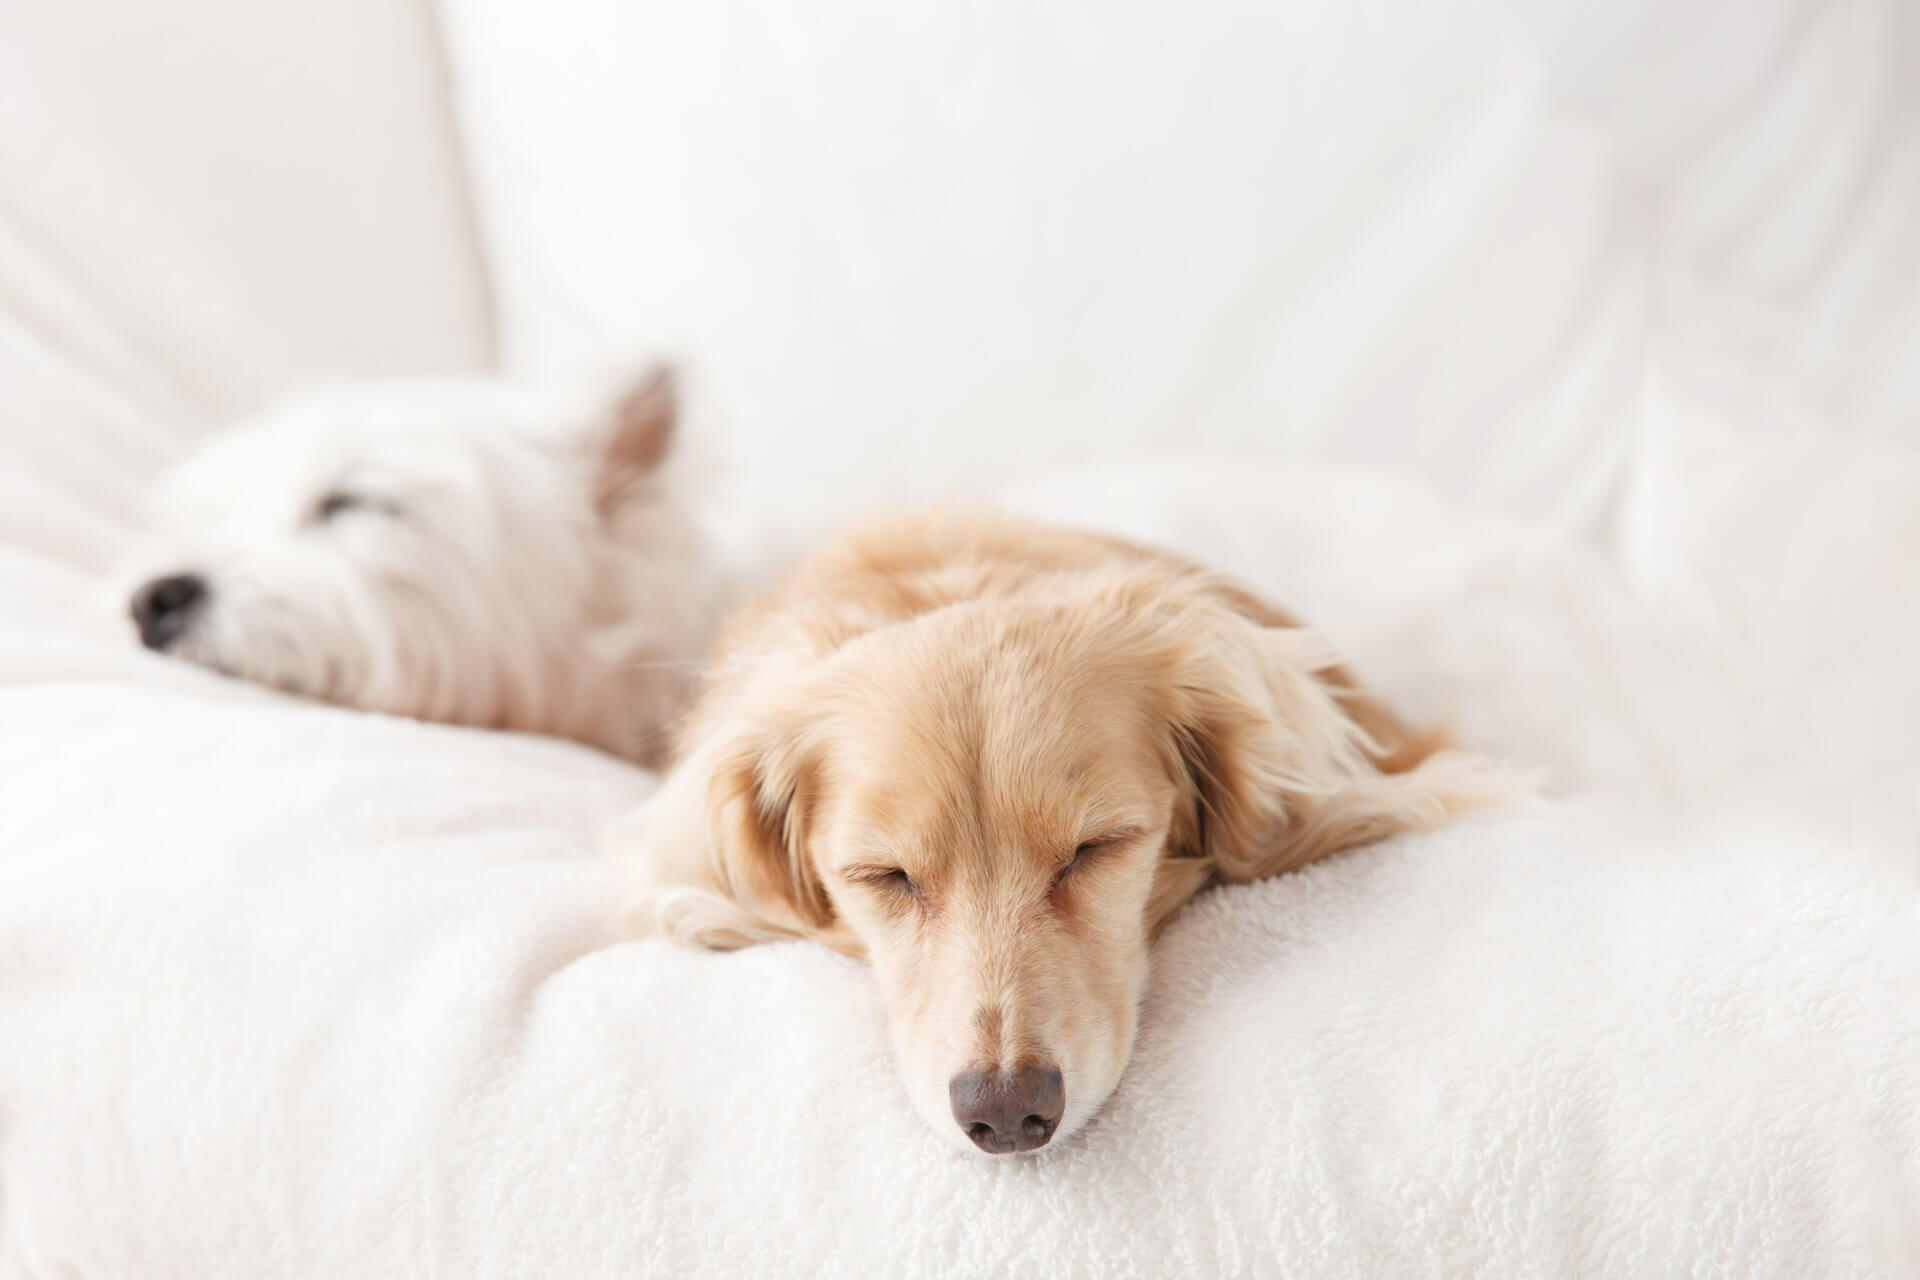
[126,366,729,764]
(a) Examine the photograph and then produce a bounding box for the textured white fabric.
[3,445,1917,1277]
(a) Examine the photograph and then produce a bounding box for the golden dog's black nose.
[949,1064,1064,1154]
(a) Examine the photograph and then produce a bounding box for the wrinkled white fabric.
[3,449,1916,1277]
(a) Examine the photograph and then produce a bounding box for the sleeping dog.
[612,510,1527,1153]
[125,364,728,766]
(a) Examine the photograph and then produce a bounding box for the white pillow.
[1617,373,1920,839]
[0,0,493,567]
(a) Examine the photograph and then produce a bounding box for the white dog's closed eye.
[310,488,403,524]
[124,363,732,765]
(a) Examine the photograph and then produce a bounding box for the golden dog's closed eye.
[1055,830,1140,886]
[849,865,920,903]
[615,509,1531,1154]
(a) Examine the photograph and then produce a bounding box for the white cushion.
[439,0,1920,540]
[0,0,493,567]
[437,0,1644,534]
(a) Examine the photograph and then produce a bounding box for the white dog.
[127,364,729,765]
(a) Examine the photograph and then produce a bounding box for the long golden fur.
[610,510,1525,1152]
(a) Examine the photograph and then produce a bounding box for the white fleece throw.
[2,444,1917,1278]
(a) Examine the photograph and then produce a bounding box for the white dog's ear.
[592,363,678,517]
[1151,604,1528,931]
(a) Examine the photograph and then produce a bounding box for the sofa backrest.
[0,0,491,561]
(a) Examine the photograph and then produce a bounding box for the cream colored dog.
[613,511,1524,1153]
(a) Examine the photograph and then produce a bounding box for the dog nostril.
[130,573,209,649]
[949,1063,1066,1154]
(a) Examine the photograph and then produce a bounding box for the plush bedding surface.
[3,445,1915,1278]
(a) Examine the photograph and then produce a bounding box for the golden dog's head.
[637,572,1516,1153]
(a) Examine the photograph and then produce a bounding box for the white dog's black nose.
[130,573,208,649]
[949,1063,1065,1154]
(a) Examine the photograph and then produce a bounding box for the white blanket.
[3,450,1916,1278]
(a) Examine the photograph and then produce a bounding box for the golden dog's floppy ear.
[704,715,843,941]
[1150,603,1527,931]
[616,705,850,953]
